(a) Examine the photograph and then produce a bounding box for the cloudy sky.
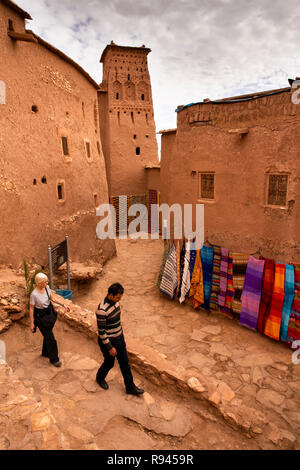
[18,0,300,153]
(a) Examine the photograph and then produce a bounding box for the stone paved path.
[0,321,258,450]
[72,238,300,449]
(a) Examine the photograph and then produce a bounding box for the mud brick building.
[0,0,161,266]
[160,88,300,262]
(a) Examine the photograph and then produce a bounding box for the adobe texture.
[0,0,116,267]
[160,90,300,262]
[98,43,159,197]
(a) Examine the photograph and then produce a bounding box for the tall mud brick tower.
[98,42,159,204]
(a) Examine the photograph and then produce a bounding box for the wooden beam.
[228,128,249,135]
[7,31,38,43]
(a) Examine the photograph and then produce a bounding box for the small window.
[131,111,134,123]
[8,19,14,31]
[116,92,119,100]
[41,176,47,184]
[199,173,214,199]
[128,74,130,80]
[141,94,145,101]
[133,134,137,139]
[97,141,101,155]
[57,181,65,202]
[32,105,38,113]
[61,136,69,156]
[93,193,99,207]
[85,141,91,160]
[136,147,140,156]
[267,174,288,206]
[33,179,37,185]
[57,184,63,200]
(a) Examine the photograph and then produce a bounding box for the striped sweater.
[95,297,123,350]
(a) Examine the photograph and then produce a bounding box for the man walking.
[95,283,144,396]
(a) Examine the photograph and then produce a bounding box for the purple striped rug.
[218,247,229,307]
[240,256,265,331]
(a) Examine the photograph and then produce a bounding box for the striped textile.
[175,240,181,296]
[200,246,214,310]
[280,264,295,342]
[231,253,249,315]
[264,262,285,341]
[209,245,221,310]
[221,252,234,316]
[240,256,265,331]
[178,241,186,299]
[95,298,123,350]
[257,258,275,334]
[189,250,204,308]
[159,243,178,299]
[118,195,128,235]
[287,264,300,347]
[157,241,170,289]
[218,247,229,307]
[179,243,191,304]
[189,247,197,281]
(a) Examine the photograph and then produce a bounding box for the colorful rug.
[221,252,234,317]
[280,264,295,342]
[218,247,229,307]
[231,253,249,315]
[240,256,265,331]
[264,262,285,341]
[287,264,300,347]
[200,246,214,310]
[189,250,204,308]
[257,257,275,334]
[209,245,221,310]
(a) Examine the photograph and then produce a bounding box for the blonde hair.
[35,272,49,286]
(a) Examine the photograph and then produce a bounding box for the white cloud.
[18,0,300,154]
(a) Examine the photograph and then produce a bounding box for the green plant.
[23,260,49,298]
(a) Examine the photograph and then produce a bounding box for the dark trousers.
[34,308,59,364]
[96,333,135,391]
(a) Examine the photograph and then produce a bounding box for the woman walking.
[29,273,69,367]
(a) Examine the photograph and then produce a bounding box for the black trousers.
[34,308,59,364]
[96,333,135,391]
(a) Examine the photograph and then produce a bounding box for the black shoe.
[96,378,109,390]
[52,360,62,367]
[126,386,144,396]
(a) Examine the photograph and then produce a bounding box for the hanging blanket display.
[257,258,275,334]
[218,248,229,308]
[231,253,249,315]
[280,264,295,342]
[286,264,300,346]
[209,245,221,310]
[189,250,204,309]
[263,262,286,341]
[239,256,265,331]
[221,252,234,316]
[157,239,299,349]
[200,246,214,310]
[159,243,177,299]
[179,242,191,304]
